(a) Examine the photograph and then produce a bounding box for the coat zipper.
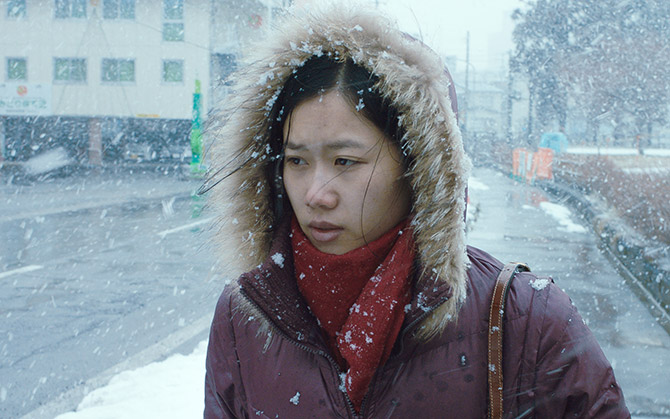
[239,289,360,418]
[240,290,450,418]
[352,296,450,416]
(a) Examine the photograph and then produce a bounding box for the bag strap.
[488,262,530,419]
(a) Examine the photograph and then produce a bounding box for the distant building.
[461,80,506,136]
[0,0,286,165]
[448,61,511,153]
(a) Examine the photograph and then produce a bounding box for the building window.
[7,0,26,18]
[163,0,183,20]
[102,58,135,83]
[162,22,184,41]
[55,0,86,18]
[103,0,135,19]
[162,60,183,83]
[7,58,28,81]
[162,0,184,42]
[54,58,86,83]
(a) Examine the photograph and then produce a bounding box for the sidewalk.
[467,167,670,418]
[538,180,670,333]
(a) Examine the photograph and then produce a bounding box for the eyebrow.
[285,139,367,151]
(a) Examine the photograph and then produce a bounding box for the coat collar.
[238,217,453,347]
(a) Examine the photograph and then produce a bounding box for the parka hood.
[206,3,472,333]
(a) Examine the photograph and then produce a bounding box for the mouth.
[307,221,343,243]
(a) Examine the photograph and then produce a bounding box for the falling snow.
[271,253,285,268]
[530,278,551,291]
[2,1,670,416]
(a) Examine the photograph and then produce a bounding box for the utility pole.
[527,82,534,146]
[463,31,470,137]
[0,117,5,162]
[506,53,514,144]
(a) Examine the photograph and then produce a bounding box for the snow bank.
[23,147,72,175]
[55,340,207,419]
[468,177,490,191]
[566,146,670,157]
[539,202,587,233]
[622,167,670,175]
[643,149,670,157]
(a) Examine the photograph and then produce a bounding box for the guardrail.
[537,179,670,331]
[501,146,670,328]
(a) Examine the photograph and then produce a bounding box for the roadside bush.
[554,156,670,245]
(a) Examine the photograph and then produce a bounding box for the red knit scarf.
[291,216,414,411]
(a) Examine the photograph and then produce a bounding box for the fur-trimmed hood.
[205,4,472,333]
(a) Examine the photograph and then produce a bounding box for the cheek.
[362,169,405,211]
[282,172,301,206]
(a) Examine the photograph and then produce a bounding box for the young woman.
[204,5,628,418]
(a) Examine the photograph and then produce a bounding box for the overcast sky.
[378,0,526,74]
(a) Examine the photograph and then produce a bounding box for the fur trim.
[206,4,471,336]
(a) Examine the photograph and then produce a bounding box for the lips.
[308,221,343,243]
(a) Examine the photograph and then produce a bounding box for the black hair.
[267,55,406,224]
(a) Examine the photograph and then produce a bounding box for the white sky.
[377,0,525,74]
[288,0,526,73]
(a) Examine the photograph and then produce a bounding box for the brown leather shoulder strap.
[488,262,530,419]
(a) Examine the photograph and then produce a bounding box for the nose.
[304,170,338,210]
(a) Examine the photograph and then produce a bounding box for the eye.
[285,156,305,166]
[335,158,357,167]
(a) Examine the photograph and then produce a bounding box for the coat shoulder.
[465,245,564,324]
[211,281,242,326]
[211,278,270,336]
[464,247,628,417]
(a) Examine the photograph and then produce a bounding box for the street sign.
[0,83,52,115]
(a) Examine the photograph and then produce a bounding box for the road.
[0,172,220,418]
[467,167,670,418]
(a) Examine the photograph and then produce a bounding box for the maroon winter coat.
[204,222,628,418]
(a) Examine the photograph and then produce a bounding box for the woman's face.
[282,90,412,255]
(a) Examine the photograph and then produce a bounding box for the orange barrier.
[512,148,522,179]
[533,147,554,181]
[512,147,553,184]
[512,148,533,182]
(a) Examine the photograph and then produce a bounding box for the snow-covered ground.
[467,176,490,191]
[566,146,670,157]
[521,201,587,234]
[621,167,670,174]
[567,147,640,156]
[644,148,670,157]
[537,202,587,233]
[22,147,72,175]
[55,341,208,419]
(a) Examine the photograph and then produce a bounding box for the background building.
[0,0,287,166]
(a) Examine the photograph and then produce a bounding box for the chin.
[318,245,346,255]
[313,242,349,256]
